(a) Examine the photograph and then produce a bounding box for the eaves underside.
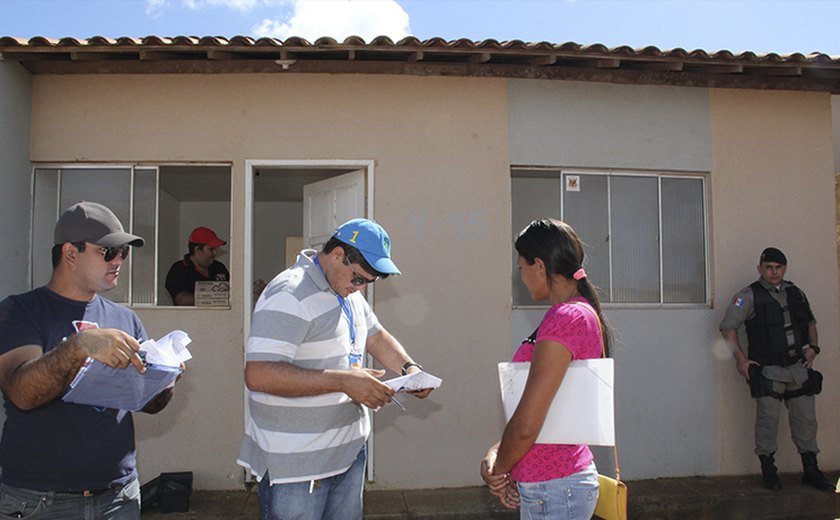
[1,35,839,93]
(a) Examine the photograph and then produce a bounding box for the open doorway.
[246,161,373,304]
[243,159,376,480]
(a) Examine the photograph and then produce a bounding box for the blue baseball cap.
[333,218,400,275]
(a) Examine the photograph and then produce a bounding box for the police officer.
[720,247,833,491]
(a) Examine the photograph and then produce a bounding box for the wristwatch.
[401,361,423,375]
[808,345,820,355]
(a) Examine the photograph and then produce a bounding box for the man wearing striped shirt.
[238,218,432,520]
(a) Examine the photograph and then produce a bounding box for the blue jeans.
[517,462,599,520]
[0,479,140,520]
[258,446,366,520]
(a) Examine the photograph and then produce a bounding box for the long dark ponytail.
[515,218,612,356]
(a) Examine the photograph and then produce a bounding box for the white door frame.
[243,159,376,480]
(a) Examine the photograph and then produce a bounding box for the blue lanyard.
[336,296,356,346]
[314,255,356,346]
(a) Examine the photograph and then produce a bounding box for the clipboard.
[498,359,615,445]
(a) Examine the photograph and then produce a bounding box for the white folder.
[498,359,615,446]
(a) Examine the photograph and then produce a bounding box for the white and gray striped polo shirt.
[237,249,382,484]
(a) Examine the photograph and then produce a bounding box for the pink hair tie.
[572,268,587,280]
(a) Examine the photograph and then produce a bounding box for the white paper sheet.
[498,359,615,446]
[141,330,193,366]
[384,371,443,392]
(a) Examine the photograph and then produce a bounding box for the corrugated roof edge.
[1,35,838,93]
[0,34,835,62]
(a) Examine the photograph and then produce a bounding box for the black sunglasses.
[96,245,131,262]
[343,258,377,286]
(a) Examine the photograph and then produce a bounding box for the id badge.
[349,351,362,369]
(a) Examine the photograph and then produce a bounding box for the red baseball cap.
[189,227,226,248]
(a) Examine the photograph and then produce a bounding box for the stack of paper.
[63,330,191,412]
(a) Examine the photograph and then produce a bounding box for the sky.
[1,0,839,57]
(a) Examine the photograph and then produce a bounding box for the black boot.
[759,453,782,490]
[801,452,834,492]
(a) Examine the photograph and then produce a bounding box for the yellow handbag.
[594,462,627,520]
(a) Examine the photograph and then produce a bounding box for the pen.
[391,394,406,411]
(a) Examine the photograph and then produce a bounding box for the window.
[511,169,707,306]
[32,165,231,306]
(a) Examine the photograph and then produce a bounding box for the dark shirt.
[165,254,229,304]
[0,287,147,491]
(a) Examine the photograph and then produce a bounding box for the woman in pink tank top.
[481,218,612,520]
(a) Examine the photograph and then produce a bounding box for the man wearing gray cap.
[238,218,433,520]
[720,247,832,492]
[0,201,181,518]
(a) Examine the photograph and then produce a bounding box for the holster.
[784,369,822,399]
[747,365,822,400]
[748,364,783,399]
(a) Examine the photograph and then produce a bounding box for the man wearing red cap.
[165,226,230,305]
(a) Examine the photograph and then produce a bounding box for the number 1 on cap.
[350,231,359,243]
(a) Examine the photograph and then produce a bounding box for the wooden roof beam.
[530,55,557,66]
[634,61,684,72]
[592,58,621,69]
[140,50,183,61]
[0,52,58,61]
[470,52,492,64]
[693,64,744,74]
[207,50,237,60]
[71,51,132,61]
[747,65,803,77]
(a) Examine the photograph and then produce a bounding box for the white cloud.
[252,0,411,42]
[204,0,270,11]
[145,0,168,16]
[146,0,275,14]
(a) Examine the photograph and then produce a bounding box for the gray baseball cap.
[54,201,144,247]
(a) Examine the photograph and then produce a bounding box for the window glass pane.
[661,177,706,303]
[511,175,561,305]
[510,170,707,306]
[610,176,660,303]
[32,169,60,289]
[59,168,132,304]
[132,168,157,305]
[562,174,611,302]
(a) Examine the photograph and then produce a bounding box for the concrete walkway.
[140,472,840,519]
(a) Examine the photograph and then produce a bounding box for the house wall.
[0,62,32,295]
[28,73,510,489]
[0,61,32,447]
[833,95,839,173]
[23,72,839,489]
[710,89,839,475]
[508,80,719,478]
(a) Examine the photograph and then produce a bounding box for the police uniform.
[720,246,832,492]
[719,277,818,456]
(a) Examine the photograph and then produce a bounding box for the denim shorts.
[0,479,140,520]
[516,462,599,520]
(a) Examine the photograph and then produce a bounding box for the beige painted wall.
[710,89,840,474]
[30,73,510,489]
